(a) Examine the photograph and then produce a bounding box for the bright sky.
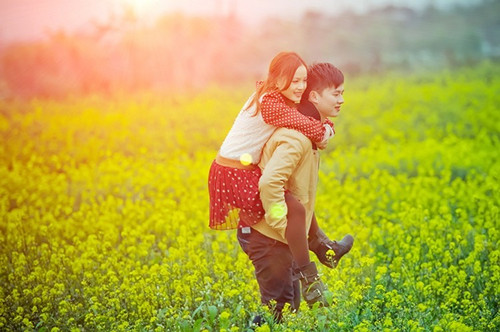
[0,0,482,43]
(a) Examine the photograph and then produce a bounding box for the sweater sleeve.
[260,91,326,143]
[324,118,335,134]
[259,130,309,238]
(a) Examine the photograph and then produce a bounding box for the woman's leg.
[308,213,320,238]
[284,192,310,268]
[285,193,329,307]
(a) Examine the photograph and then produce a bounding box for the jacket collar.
[298,99,321,121]
[298,100,321,150]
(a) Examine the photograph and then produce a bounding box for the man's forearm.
[259,134,306,237]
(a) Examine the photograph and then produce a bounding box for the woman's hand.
[317,140,328,150]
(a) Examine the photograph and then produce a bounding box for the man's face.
[280,65,307,103]
[313,84,344,119]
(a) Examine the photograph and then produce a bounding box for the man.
[237,62,354,323]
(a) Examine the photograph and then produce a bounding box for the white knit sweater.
[219,94,274,164]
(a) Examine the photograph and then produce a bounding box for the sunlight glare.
[120,0,159,16]
[240,153,253,166]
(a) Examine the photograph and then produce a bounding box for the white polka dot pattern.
[208,161,264,230]
[260,91,334,143]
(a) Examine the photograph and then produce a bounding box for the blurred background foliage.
[0,0,499,99]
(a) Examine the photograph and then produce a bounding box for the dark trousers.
[237,227,300,319]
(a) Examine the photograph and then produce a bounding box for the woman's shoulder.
[260,90,283,103]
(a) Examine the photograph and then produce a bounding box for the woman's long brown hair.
[246,51,308,116]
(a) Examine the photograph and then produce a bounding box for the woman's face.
[280,65,307,103]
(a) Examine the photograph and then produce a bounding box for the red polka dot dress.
[208,90,334,230]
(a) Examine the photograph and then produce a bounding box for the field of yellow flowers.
[1,62,499,331]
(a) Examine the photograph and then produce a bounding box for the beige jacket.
[252,127,320,243]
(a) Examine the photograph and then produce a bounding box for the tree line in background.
[1,0,499,99]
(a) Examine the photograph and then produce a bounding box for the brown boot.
[309,233,354,268]
[298,262,329,307]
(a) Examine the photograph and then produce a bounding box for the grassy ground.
[1,62,499,331]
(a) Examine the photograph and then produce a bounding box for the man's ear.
[308,90,320,104]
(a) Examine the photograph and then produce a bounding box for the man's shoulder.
[269,127,311,148]
[273,127,308,138]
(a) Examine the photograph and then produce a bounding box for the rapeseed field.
[1,62,499,331]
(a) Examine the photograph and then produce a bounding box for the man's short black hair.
[304,63,344,98]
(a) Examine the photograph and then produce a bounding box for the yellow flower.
[219,311,231,321]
